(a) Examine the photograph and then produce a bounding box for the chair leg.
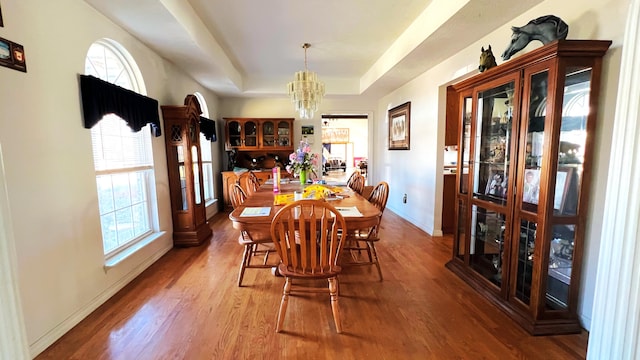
[328,277,342,333]
[364,240,374,262]
[276,277,291,333]
[237,244,252,287]
[368,241,383,281]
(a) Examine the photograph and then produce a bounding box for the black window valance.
[79,74,161,137]
[200,116,217,142]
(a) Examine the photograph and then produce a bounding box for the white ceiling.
[84,0,543,98]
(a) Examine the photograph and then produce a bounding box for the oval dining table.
[228,181,381,234]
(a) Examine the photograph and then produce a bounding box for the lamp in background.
[287,43,325,119]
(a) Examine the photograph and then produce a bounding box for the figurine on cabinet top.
[501,15,569,60]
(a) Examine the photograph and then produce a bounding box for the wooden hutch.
[221,117,295,208]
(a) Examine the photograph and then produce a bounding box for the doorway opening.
[321,114,368,183]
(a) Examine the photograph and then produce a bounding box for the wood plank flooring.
[36,210,588,359]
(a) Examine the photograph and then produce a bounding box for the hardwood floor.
[36,210,588,359]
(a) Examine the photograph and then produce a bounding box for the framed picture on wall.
[322,128,349,143]
[0,2,4,27]
[0,36,27,72]
[388,101,410,150]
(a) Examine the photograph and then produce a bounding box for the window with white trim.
[85,39,157,256]
[194,92,215,204]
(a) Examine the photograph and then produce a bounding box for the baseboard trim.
[29,243,173,358]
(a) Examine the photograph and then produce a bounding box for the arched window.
[194,92,215,203]
[85,39,157,257]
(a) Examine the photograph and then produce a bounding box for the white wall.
[374,0,627,330]
[0,0,221,356]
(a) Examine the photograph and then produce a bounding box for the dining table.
[228,181,381,234]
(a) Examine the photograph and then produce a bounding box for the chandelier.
[287,43,325,119]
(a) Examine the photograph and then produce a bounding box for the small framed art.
[0,36,27,72]
[388,102,410,150]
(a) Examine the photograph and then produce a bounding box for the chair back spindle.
[230,183,247,209]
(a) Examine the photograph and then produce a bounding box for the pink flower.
[287,140,317,175]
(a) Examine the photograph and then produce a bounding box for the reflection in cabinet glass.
[192,146,201,205]
[447,40,610,335]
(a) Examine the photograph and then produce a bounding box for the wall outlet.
[403,193,407,203]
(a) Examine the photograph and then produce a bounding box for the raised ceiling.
[84,0,543,98]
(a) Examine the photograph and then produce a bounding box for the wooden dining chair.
[230,183,275,286]
[344,181,389,281]
[246,171,260,195]
[348,172,365,195]
[270,199,348,333]
[346,170,360,188]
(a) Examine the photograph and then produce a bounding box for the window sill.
[104,231,166,271]
[206,198,218,207]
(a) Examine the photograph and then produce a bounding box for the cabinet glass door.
[244,121,258,147]
[456,94,472,261]
[545,66,593,311]
[521,70,549,213]
[176,145,187,211]
[514,220,536,304]
[472,81,515,206]
[460,95,472,195]
[277,121,291,147]
[553,67,591,217]
[228,121,242,147]
[455,200,467,260]
[513,67,549,306]
[191,146,201,205]
[262,121,275,147]
[469,205,506,288]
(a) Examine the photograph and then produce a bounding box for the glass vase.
[299,169,307,185]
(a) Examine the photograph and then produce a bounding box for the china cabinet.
[445,40,611,335]
[161,95,212,246]
[224,118,293,151]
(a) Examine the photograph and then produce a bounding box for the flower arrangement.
[286,140,318,176]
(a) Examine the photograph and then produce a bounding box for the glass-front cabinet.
[447,40,610,335]
[224,118,293,151]
[225,118,259,150]
[161,95,212,247]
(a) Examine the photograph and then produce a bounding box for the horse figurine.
[501,15,569,60]
[479,45,497,72]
